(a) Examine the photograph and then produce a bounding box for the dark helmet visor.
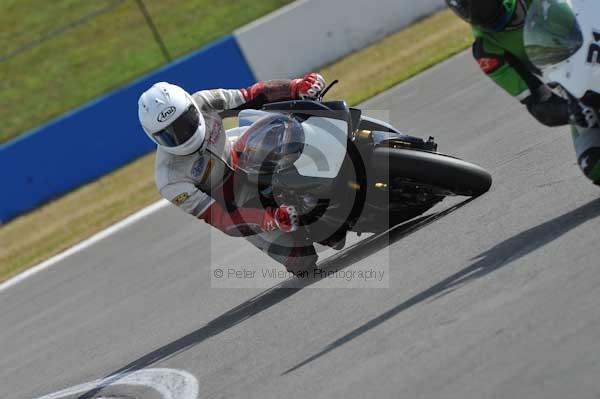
[153,105,200,148]
[471,0,514,31]
[447,0,516,32]
[446,0,472,22]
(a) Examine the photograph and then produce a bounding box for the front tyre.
[372,147,492,197]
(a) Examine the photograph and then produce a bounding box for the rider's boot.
[571,124,600,185]
[284,245,319,275]
[318,229,347,251]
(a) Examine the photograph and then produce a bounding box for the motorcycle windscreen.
[234,114,306,174]
[293,117,348,179]
[524,0,583,69]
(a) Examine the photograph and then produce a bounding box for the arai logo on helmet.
[157,106,176,123]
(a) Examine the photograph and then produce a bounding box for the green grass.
[0,0,293,144]
[0,10,473,283]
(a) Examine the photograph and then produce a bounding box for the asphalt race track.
[3,52,600,399]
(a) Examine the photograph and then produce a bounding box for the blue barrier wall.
[0,35,256,223]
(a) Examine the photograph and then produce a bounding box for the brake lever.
[318,79,339,101]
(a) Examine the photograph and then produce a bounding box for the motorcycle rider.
[138,73,327,271]
[445,0,600,183]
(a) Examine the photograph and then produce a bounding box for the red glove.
[291,73,326,100]
[201,202,299,235]
[264,205,299,233]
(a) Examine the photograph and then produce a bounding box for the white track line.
[34,368,199,399]
[0,200,170,293]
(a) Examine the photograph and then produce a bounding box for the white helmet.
[138,82,206,156]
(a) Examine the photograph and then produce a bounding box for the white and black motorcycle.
[219,82,492,270]
[524,0,600,183]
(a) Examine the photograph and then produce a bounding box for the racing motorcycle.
[524,0,600,183]
[219,82,492,264]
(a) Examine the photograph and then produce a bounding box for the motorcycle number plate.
[295,117,348,179]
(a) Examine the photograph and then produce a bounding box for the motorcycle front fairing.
[229,111,351,211]
[524,0,600,100]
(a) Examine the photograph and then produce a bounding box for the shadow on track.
[77,199,475,397]
[283,198,600,375]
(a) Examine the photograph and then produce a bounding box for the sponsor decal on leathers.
[172,192,190,206]
[191,158,205,178]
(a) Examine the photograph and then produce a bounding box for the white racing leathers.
[155,87,318,270]
[155,89,242,218]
